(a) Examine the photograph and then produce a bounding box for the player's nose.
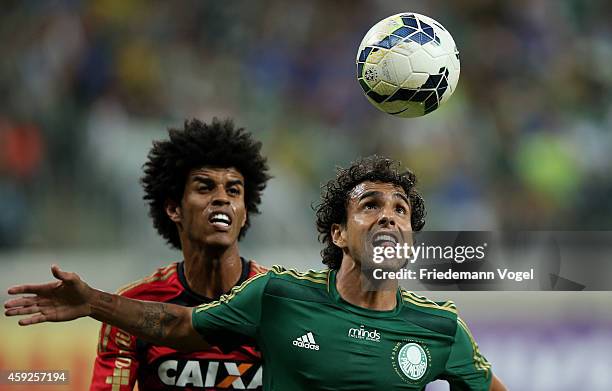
[211,187,231,206]
[377,206,396,227]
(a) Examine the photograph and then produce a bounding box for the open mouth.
[209,212,232,229]
[372,232,399,248]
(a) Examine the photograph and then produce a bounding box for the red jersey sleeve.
[247,260,268,277]
[89,263,180,390]
[90,322,139,390]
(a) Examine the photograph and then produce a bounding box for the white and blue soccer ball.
[356,13,460,118]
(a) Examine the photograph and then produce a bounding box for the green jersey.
[192,266,492,390]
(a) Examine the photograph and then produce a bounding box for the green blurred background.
[1,1,611,390]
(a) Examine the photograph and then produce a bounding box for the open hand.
[4,265,94,325]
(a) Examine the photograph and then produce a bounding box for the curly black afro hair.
[315,155,426,269]
[141,118,270,249]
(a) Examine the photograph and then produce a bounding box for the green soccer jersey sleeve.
[442,317,492,391]
[191,272,269,347]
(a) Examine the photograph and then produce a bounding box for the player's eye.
[364,201,377,210]
[228,187,241,196]
[194,177,215,192]
[395,206,407,214]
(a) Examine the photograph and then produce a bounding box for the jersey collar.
[327,269,404,318]
[177,257,251,302]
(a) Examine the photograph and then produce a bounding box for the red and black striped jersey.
[90,258,267,391]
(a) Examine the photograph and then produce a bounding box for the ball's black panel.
[384,67,451,115]
[358,46,373,63]
[401,15,419,28]
[358,78,370,93]
[422,24,435,40]
[393,26,416,38]
[367,89,388,103]
[410,90,433,102]
[387,88,418,102]
[388,35,401,47]
[375,36,392,49]
[438,76,448,90]
[409,31,433,45]
[422,74,443,89]
[424,92,440,114]
[374,15,438,51]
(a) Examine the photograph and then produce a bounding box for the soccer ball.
[356,13,460,117]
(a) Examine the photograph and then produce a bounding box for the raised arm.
[489,374,507,391]
[4,265,207,352]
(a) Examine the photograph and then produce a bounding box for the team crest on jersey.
[391,340,430,383]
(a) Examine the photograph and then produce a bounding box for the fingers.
[5,305,41,317]
[7,285,30,295]
[51,264,68,281]
[18,314,48,326]
[7,265,75,297]
[4,296,40,309]
[8,285,42,295]
[51,264,80,285]
[7,281,60,295]
[5,301,58,324]
[51,264,78,282]
[4,296,53,309]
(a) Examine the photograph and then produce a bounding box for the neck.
[335,256,398,311]
[181,240,244,299]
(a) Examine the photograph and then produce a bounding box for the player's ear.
[331,223,347,248]
[165,199,182,223]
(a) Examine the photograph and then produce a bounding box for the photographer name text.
[372,268,534,282]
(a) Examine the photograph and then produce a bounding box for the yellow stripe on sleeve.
[457,317,491,373]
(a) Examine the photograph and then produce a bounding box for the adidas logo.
[292,332,320,351]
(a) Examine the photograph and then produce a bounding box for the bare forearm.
[490,374,507,391]
[90,289,205,351]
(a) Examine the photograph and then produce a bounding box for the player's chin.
[203,231,238,248]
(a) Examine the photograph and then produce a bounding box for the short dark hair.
[315,155,426,269]
[141,118,270,249]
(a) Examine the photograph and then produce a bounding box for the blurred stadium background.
[1,0,611,390]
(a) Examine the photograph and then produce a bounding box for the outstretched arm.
[490,374,507,391]
[4,265,207,352]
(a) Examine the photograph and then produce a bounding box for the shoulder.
[261,265,330,302]
[400,289,458,316]
[247,259,269,277]
[399,289,458,336]
[116,262,180,299]
[267,265,329,287]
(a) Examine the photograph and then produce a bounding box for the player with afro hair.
[141,118,270,248]
[88,118,270,389]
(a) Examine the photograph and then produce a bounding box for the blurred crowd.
[1,0,611,253]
